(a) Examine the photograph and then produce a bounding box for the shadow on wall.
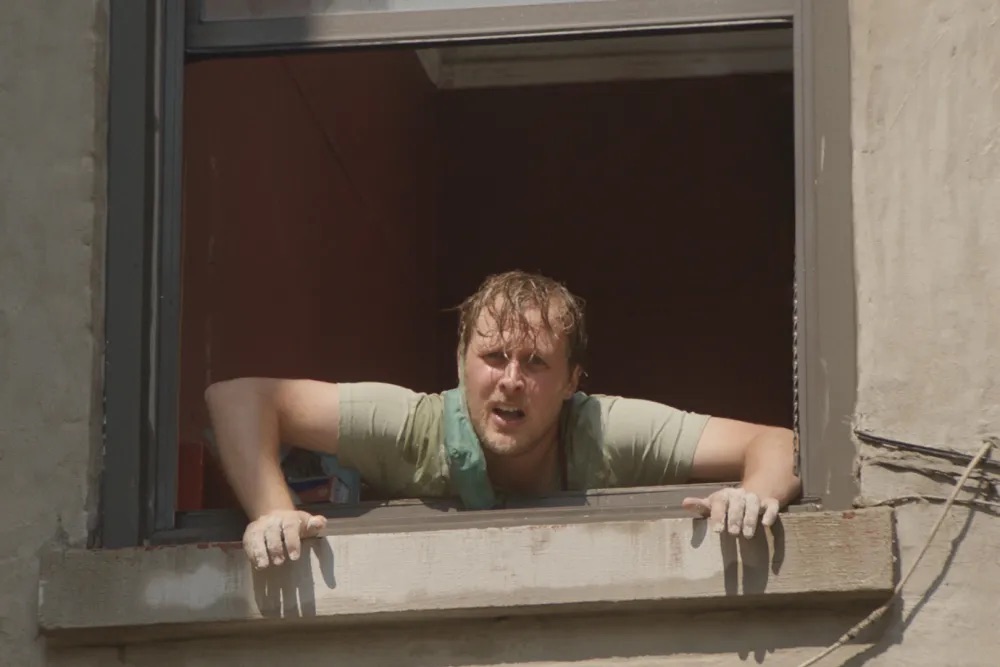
[252,539,337,620]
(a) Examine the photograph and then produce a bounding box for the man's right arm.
[204,377,341,568]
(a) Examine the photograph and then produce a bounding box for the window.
[101,0,855,548]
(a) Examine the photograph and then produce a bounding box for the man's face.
[462,302,580,458]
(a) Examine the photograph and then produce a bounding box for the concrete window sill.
[39,507,895,646]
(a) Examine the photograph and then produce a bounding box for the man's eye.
[526,354,548,369]
[483,351,506,365]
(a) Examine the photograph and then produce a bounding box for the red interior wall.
[179,51,439,508]
[179,56,794,509]
[435,74,795,427]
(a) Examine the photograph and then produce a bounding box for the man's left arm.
[682,418,801,538]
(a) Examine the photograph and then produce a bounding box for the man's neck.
[484,430,561,497]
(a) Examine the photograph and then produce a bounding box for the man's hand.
[243,510,327,569]
[682,487,779,539]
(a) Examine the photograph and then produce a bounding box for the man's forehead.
[471,303,563,350]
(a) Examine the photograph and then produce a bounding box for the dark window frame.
[101,0,855,548]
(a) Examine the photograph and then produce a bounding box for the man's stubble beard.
[471,405,544,458]
[480,432,537,458]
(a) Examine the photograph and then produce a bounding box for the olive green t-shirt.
[336,382,710,500]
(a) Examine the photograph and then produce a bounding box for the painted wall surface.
[0,2,114,666]
[3,0,1000,666]
[179,59,793,509]
[848,0,1000,664]
[435,74,795,427]
[179,50,439,507]
[182,65,794,436]
[180,50,440,411]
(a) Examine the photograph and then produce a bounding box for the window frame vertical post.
[152,0,187,534]
[103,0,185,547]
[102,0,157,548]
[795,0,857,509]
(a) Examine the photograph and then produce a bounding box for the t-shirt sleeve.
[336,382,450,498]
[595,394,711,486]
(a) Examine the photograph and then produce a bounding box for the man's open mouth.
[492,406,526,420]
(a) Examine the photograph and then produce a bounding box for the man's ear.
[564,364,582,398]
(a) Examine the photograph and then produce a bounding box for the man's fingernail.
[712,523,724,533]
[289,550,299,561]
[743,527,755,539]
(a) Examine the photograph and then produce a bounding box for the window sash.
[185,0,794,54]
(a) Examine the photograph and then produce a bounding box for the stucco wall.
[850,0,1000,664]
[4,0,1000,666]
[0,2,111,666]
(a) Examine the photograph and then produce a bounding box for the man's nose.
[498,360,525,390]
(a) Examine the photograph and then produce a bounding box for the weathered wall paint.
[48,610,878,667]
[0,2,108,666]
[178,57,794,510]
[435,74,795,427]
[178,50,440,507]
[852,0,1000,449]
[849,1,1000,664]
[3,0,1000,665]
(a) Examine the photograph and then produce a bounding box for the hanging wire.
[797,437,997,666]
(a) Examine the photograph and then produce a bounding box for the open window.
[101,0,855,547]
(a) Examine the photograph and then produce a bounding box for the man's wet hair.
[456,270,588,373]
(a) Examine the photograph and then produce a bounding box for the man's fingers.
[284,513,328,561]
[243,524,269,570]
[761,498,780,527]
[682,497,711,516]
[742,493,762,539]
[263,518,286,566]
[684,490,779,539]
[302,514,327,537]
[241,512,328,569]
[282,516,303,561]
[709,493,729,533]
[727,491,746,536]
